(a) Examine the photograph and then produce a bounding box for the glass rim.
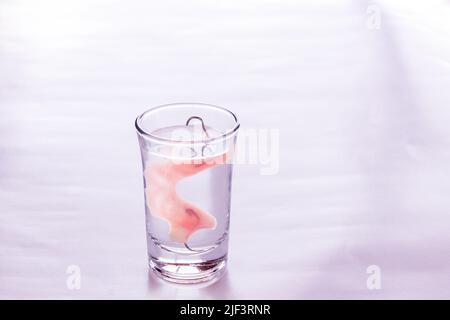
[135,102,240,144]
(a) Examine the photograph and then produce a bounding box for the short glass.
[135,103,240,284]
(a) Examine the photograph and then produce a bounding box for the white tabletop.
[1,0,449,299]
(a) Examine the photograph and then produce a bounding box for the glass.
[135,103,240,284]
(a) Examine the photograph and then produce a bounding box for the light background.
[1,0,450,299]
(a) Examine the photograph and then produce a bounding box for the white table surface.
[1,0,450,299]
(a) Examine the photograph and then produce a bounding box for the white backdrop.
[1,0,450,299]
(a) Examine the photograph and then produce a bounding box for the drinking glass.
[135,103,239,283]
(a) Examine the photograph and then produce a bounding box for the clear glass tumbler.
[135,103,239,284]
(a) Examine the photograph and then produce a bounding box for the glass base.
[149,256,227,284]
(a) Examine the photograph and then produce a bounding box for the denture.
[144,151,230,243]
